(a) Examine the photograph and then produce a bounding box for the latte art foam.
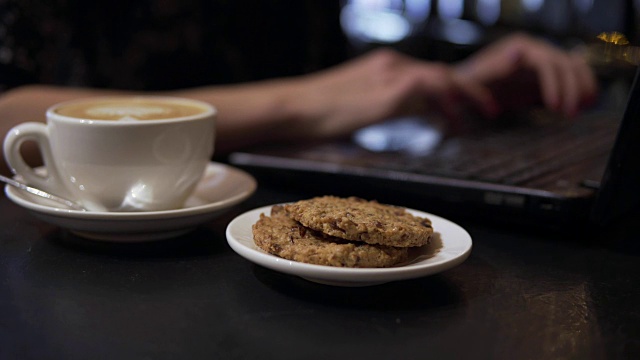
[86,105,171,119]
[54,98,207,121]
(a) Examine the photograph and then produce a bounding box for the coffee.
[54,98,208,121]
[5,96,216,212]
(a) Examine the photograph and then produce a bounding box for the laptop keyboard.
[339,112,620,187]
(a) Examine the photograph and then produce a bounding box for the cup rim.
[46,95,216,125]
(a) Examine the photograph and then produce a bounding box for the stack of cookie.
[252,196,433,268]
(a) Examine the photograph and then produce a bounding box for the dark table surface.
[1,167,639,360]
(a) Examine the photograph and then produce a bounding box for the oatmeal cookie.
[253,205,409,268]
[283,196,432,247]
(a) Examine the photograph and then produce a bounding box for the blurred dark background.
[340,0,639,84]
[341,0,635,57]
[0,0,637,92]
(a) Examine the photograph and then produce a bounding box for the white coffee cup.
[3,96,216,212]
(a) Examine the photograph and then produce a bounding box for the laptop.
[229,69,640,228]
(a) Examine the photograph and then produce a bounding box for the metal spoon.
[0,174,86,211]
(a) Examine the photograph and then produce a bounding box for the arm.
[0,57,496,176]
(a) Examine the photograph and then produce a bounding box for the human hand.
[288,48,499,138]
[455,32,598,118]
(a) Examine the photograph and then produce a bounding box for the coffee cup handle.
[3,122,70,198]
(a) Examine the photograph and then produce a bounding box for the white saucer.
[226,204,472,287]
[5,162,257,242]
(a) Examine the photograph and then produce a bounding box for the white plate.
[5,162,257,242]
[226,204,472,287]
